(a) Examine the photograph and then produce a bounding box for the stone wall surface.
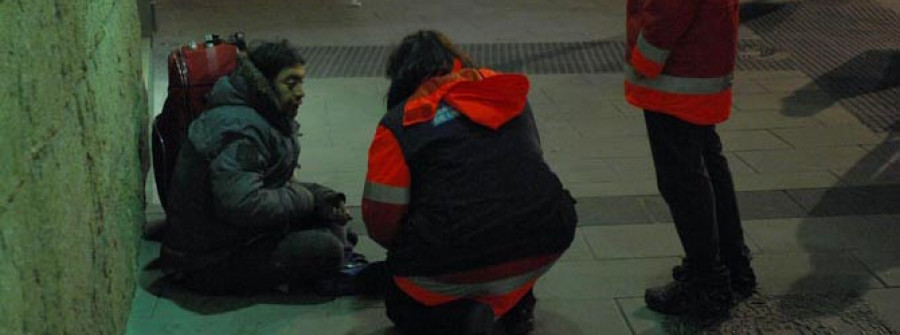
[0,0,148,333]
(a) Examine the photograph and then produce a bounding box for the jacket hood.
[206,55,296,134]
[403,68,530,130]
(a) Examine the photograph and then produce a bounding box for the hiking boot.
[722,248,757,299]
[462,303,496,335]
[499,290,536,335]
[312,252,371,297]
[729,266,757,300]
[673,261,757,301]
[342,251,369,276]
[645,265,735,317]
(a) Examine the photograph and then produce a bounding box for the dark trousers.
[384,279,536,335]
[177,228,344,295]
[644,111,751,272]
[385,280,495,335]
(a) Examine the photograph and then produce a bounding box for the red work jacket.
[625,0,740,124]
[362,68,574,316]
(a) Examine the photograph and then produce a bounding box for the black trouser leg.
[178,228,344,296]
[176,232,286,296]
[272,228,345,282]
[702,130,752,269]
[644,111,721,270]
[385,280,495,335]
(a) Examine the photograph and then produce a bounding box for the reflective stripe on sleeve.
[363,181,409,205]
[636,32,671,64]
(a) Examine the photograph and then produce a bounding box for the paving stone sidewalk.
[132,0,900,333]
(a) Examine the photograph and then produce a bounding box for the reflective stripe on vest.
[636,32,670,64]
[402,263,553,298]
[363,181,409,205]
[624,64,733,95]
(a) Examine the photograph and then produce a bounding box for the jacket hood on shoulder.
[206,55,296,134]
[403,68,530,130]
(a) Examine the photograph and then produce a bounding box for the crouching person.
[362,31,578,335]
[158,40,367,296]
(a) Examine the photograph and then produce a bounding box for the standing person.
[362,30,577,335]
[158,40,367,296]
[624,0,757,316]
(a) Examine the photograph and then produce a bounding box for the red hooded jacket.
[362,68,576,316]
[625,0,740,124]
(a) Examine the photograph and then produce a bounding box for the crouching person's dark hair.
[385,30,475,109]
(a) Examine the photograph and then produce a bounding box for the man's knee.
[274,229,344,275]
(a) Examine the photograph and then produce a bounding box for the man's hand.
[308,185,350,223]
[321,194,352,222]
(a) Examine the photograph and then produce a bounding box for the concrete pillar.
[0,0,149,333]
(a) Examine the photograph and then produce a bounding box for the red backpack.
[151,32,246,210]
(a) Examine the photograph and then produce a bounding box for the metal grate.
[298,40,795,78]
[742,0,900,131]
[667,293,896,334]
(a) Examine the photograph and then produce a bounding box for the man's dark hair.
[248,39,306,82]
[385,30,475,109]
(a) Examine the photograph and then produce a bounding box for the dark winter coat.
[160,57,316,272]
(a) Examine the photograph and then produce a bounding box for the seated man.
[158,40,366,296]
[363,30,578,335]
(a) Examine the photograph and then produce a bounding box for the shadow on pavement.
[786,126,899,306]
[740,0,900,131]
[743,1,899,316]
[778,46,900,330]
[782,50,900,120]
[780,48,899,312]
